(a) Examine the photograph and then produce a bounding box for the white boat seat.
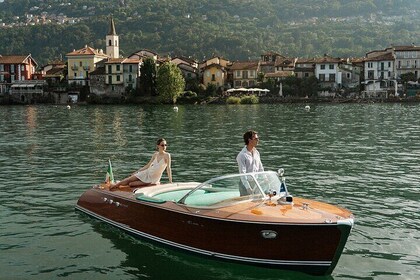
[135,182,200,202]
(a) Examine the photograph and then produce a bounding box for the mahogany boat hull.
[76,187,353,276]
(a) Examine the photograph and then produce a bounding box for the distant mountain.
[1,0,419,65]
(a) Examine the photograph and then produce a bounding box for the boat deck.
[94,183,353,224]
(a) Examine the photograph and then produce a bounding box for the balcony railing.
[376,67,392,71]
[397,65,419,69]
[368,72,395,79]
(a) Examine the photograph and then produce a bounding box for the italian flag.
[105,159,115,184]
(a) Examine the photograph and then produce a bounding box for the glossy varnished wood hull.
[76,187,353,275]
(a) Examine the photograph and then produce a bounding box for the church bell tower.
[106,16,119,58]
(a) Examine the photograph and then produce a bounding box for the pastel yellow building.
[66,45,109,86]
[202,64,227,88]
[200,56,230,88]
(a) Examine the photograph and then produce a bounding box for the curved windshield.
[253,172,284,195]
[178,171,282,208]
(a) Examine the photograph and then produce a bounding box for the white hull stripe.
[76,205,332,267]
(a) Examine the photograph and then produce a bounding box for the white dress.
[134,156,167,184]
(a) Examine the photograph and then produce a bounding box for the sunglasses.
[159,144,168,147]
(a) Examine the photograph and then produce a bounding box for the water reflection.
[93,107,107,151]
[112,111,127,148]
[25,105,37,134]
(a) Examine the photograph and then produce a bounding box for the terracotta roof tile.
[105,58,124,63]
[313,55,342,63]
[130,49,159,56]
[364,52,395,62]
[172,56,197,65]
[45,67,65,76]
[104,58,140,64]
[296,58,317,64]
[41,60,65,68]
[349,57,365,63]
[392,45,420,51]
[66,45,108,57]
[274,57,296,67]
[0,55,32,64]
[229,61,259,70]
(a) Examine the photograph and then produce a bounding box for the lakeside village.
[1,18,420,105]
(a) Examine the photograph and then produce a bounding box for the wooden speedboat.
[76,170,354,276]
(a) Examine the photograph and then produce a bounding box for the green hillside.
[0,0,419,65]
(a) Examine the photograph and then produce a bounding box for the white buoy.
[173,106,179,112]
[67,105,71,109]
[305,105,310,111]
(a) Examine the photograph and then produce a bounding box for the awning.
[228,88,270,92]
[248,88,269,92]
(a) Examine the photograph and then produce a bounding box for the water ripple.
[0,104,419,279]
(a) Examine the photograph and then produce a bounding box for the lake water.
[0,103,419,280]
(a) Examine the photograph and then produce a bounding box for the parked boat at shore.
[76,170,354,276]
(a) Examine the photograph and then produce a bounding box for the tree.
[156,62,185,104]
[2,0,420,67]
[283,76,300,97]
[257,72,265,84]
[301,76,319,97]
[139,57,157,96]
[400,72,417,83]
[260,78,277,95]
[204,83,217,97]
[400,72,418,95]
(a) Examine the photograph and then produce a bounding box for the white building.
[391,45,420,81]
[313,55,344,89]
[362,51,396,98]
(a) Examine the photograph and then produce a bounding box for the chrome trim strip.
[75,205,332,267]
[337,218,354,227]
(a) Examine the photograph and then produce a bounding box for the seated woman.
[110,138,172,189]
